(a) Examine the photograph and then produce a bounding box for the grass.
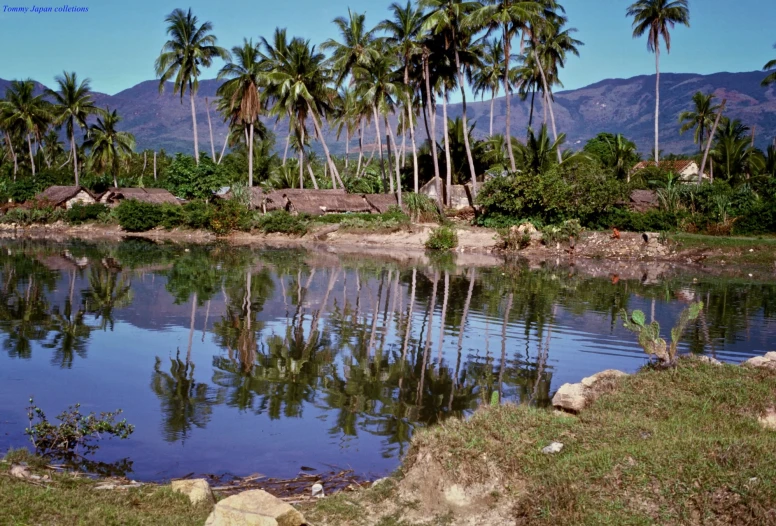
[670,233,776,265]
[0,450,209,525]
[310,359,776,525]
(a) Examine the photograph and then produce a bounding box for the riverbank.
[3,356,775,525]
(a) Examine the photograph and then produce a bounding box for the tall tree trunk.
[6,132,18,179]
[503,26,516,172]
[489,91,495,137]
[218,133,228,164]
[153,151,157,180]
[454,46,478,197]
[449,267,476,411]
[283,129,290,166]
[384,119,395,194]
[372,104,387,192]
[385,116,402,208]
[357,120,364,175]
[189,91,200,164]
[205,97,216,160]
[408,103,419,194]
[71,133,79,186]
[533,47,562,164]
[299,126,305,189]
[186,291,198,365]
[27,134,36,176]
[424,53,442,206]
[442,94,452,207]
[309,107,343,188]
[248,122,254,188]
[400,116,406,168]
[528,90,536,131]
[345,128,349,170]
[654,45,660,164]
[699,99,726,184]
[307,164,319,189]
[436,271,449,369]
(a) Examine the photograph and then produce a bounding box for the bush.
[425,225,458,250]
[159,203,186,230]
[165,153,229,201]
[540,219,583,244]
[65,203,109,225]
[254,211,308,235]
[0,205,64,225]
[181,201,211,230]
[403,193,440,222]
[588,208,687,232]
[115,200,162,232]
[209,199,251,235]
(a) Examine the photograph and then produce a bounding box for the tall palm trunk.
[27,134,36,176]
[654,45,660,164]
[205,97,216,160]
[71,133,79,186]
[307,164,319,189]
[442,94,452,207]
[309,107,343,188]
[454,46,478,197]
[345,129,349,170]
[357,120,364,175]
[186,291,197,365]
[218,134,228,164]
[503,26,516,172]
[489,90,495,137]
[298,125,305,189]
[699,99,726,184]
[5,132,18,179]
[384,116,395,194]
[528,90,536,130]
[404,64,419,194]
[533,47,562,164]
[385,115,402,208]
[372,104,388,192]
[424,53,442,206]
[248,122,254,188]
[189,91,200,164]
[282,128,290,166]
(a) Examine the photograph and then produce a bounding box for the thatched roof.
[629,190,659,212]
[363,194,400,213]
[261,188,349,214]
[102,187,180,206]
[35,186,94,205]
[221,187,265,209]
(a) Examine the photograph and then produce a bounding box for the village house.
[35,186,98,209]
[630,160,709,183]
[100,187,181,207]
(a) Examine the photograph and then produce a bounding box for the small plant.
[490,391,500,406]
[254,210,308,235]
[619,301,704,365]
[403,193,440,222]
[65,203,109,225]
[209,199,251,235]
[115,199,162,232]
[25,397,134,458]
[540,219,582,244]
[497,227,532,250]
[425,225,458,251]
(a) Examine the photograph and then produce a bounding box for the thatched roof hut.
[35,186,97,209]
[363,194,401,213]
[285,191,373,216]
[260,188,348,215]
[101,187,180,206]
[221,187,265,209]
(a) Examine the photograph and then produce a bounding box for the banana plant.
[619,301,704,365]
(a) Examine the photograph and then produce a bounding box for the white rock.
[758,409,776,431]
[311,483,324,498]
[580,369,628,388]
[205,489,305,526]
[10,465,30,479]
[765,352,776,362]
[172,478,215,506]
[551,383,588,413]
[744,356,776,370]
[542,442,564,454]
[694,356,723,365]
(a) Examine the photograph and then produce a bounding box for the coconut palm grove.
[0,0,773,236]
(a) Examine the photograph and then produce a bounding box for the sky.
[0,0,774,98]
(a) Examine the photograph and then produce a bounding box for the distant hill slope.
[1,71,774,156]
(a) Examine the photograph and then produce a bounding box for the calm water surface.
[0,239,774,481]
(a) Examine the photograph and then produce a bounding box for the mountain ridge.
[1,70,774,156]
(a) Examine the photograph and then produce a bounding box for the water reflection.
[0,239,774,479]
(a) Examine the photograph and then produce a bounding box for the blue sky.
[1,0,774,97]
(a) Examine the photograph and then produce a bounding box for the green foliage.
[181,201,211,230]
[25,397,134,457]
[165,153,229,200]
[403,192,439,222]
[497,227,532,251]
[425,225,458,251]
[490,391,500,407]
[619,302,704,365]
[158,203,186,229]
[1,206,65,225]
[254,211,308,235]
[65,203,108,225]
[587,208,686,232]
[540,219,582,244]
[115,199,163,232]
[209,199,251,235]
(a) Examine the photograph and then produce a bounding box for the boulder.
[205,489,305,526]
[172,478,215,506]
[693,356,723,365]
[759,409,776,431]
[551,383,588,413]
[580,369,628,388]
[744,354,776,370]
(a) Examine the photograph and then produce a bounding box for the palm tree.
[627,0,690,164]
[0,79,52,176]
[605,133,639,181]
[467,0,540,172]
[217,39,264,188]
[155,8,230,164]
[762,43,776,87]
[263,34,342,188]
[678,91,720,154]
[83,108,136,187]
[469,38,505,137]
[378,1,427,193]
[45,71,100,185]
[518,123,565,173]
[321,9,379,86]
[422,0,480,196]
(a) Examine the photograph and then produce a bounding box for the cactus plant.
[619,302,704,365]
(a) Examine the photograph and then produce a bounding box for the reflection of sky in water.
[0,242,774,481]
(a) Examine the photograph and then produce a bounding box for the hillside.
[1,71,775,156]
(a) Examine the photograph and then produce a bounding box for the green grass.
[670,233,776,265]
[0,451,209,525]
[310,359,776,525]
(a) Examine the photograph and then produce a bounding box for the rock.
[10,465,30,479]
[694,356,723,365]
[516,222,537,235]
[744,355,776,370]
[542,442,564,454]
[758,409,776,431]
[371,477,390,488]
[205,489,305,526]
[765,352,776,362]
[580,369,628,388]
[172,478,215,506]
[551,383,587,413]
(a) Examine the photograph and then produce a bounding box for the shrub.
[209,199,251,235]
[165,153,229,200]
[587,208,686,232]
[619,302,703,366]
[425,225,458,250]
[115,199,162,232]
[65,203,108,225]
[403,193,440,222]
[181,201,211,230]
[497,227,532,250]
[540,219,583,244]
[159,203,186,229]
[254,211,308,235]
[0,205,64,225]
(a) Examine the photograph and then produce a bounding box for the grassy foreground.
[307,359,776,525]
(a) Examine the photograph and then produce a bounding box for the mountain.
[2,71,775,156]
